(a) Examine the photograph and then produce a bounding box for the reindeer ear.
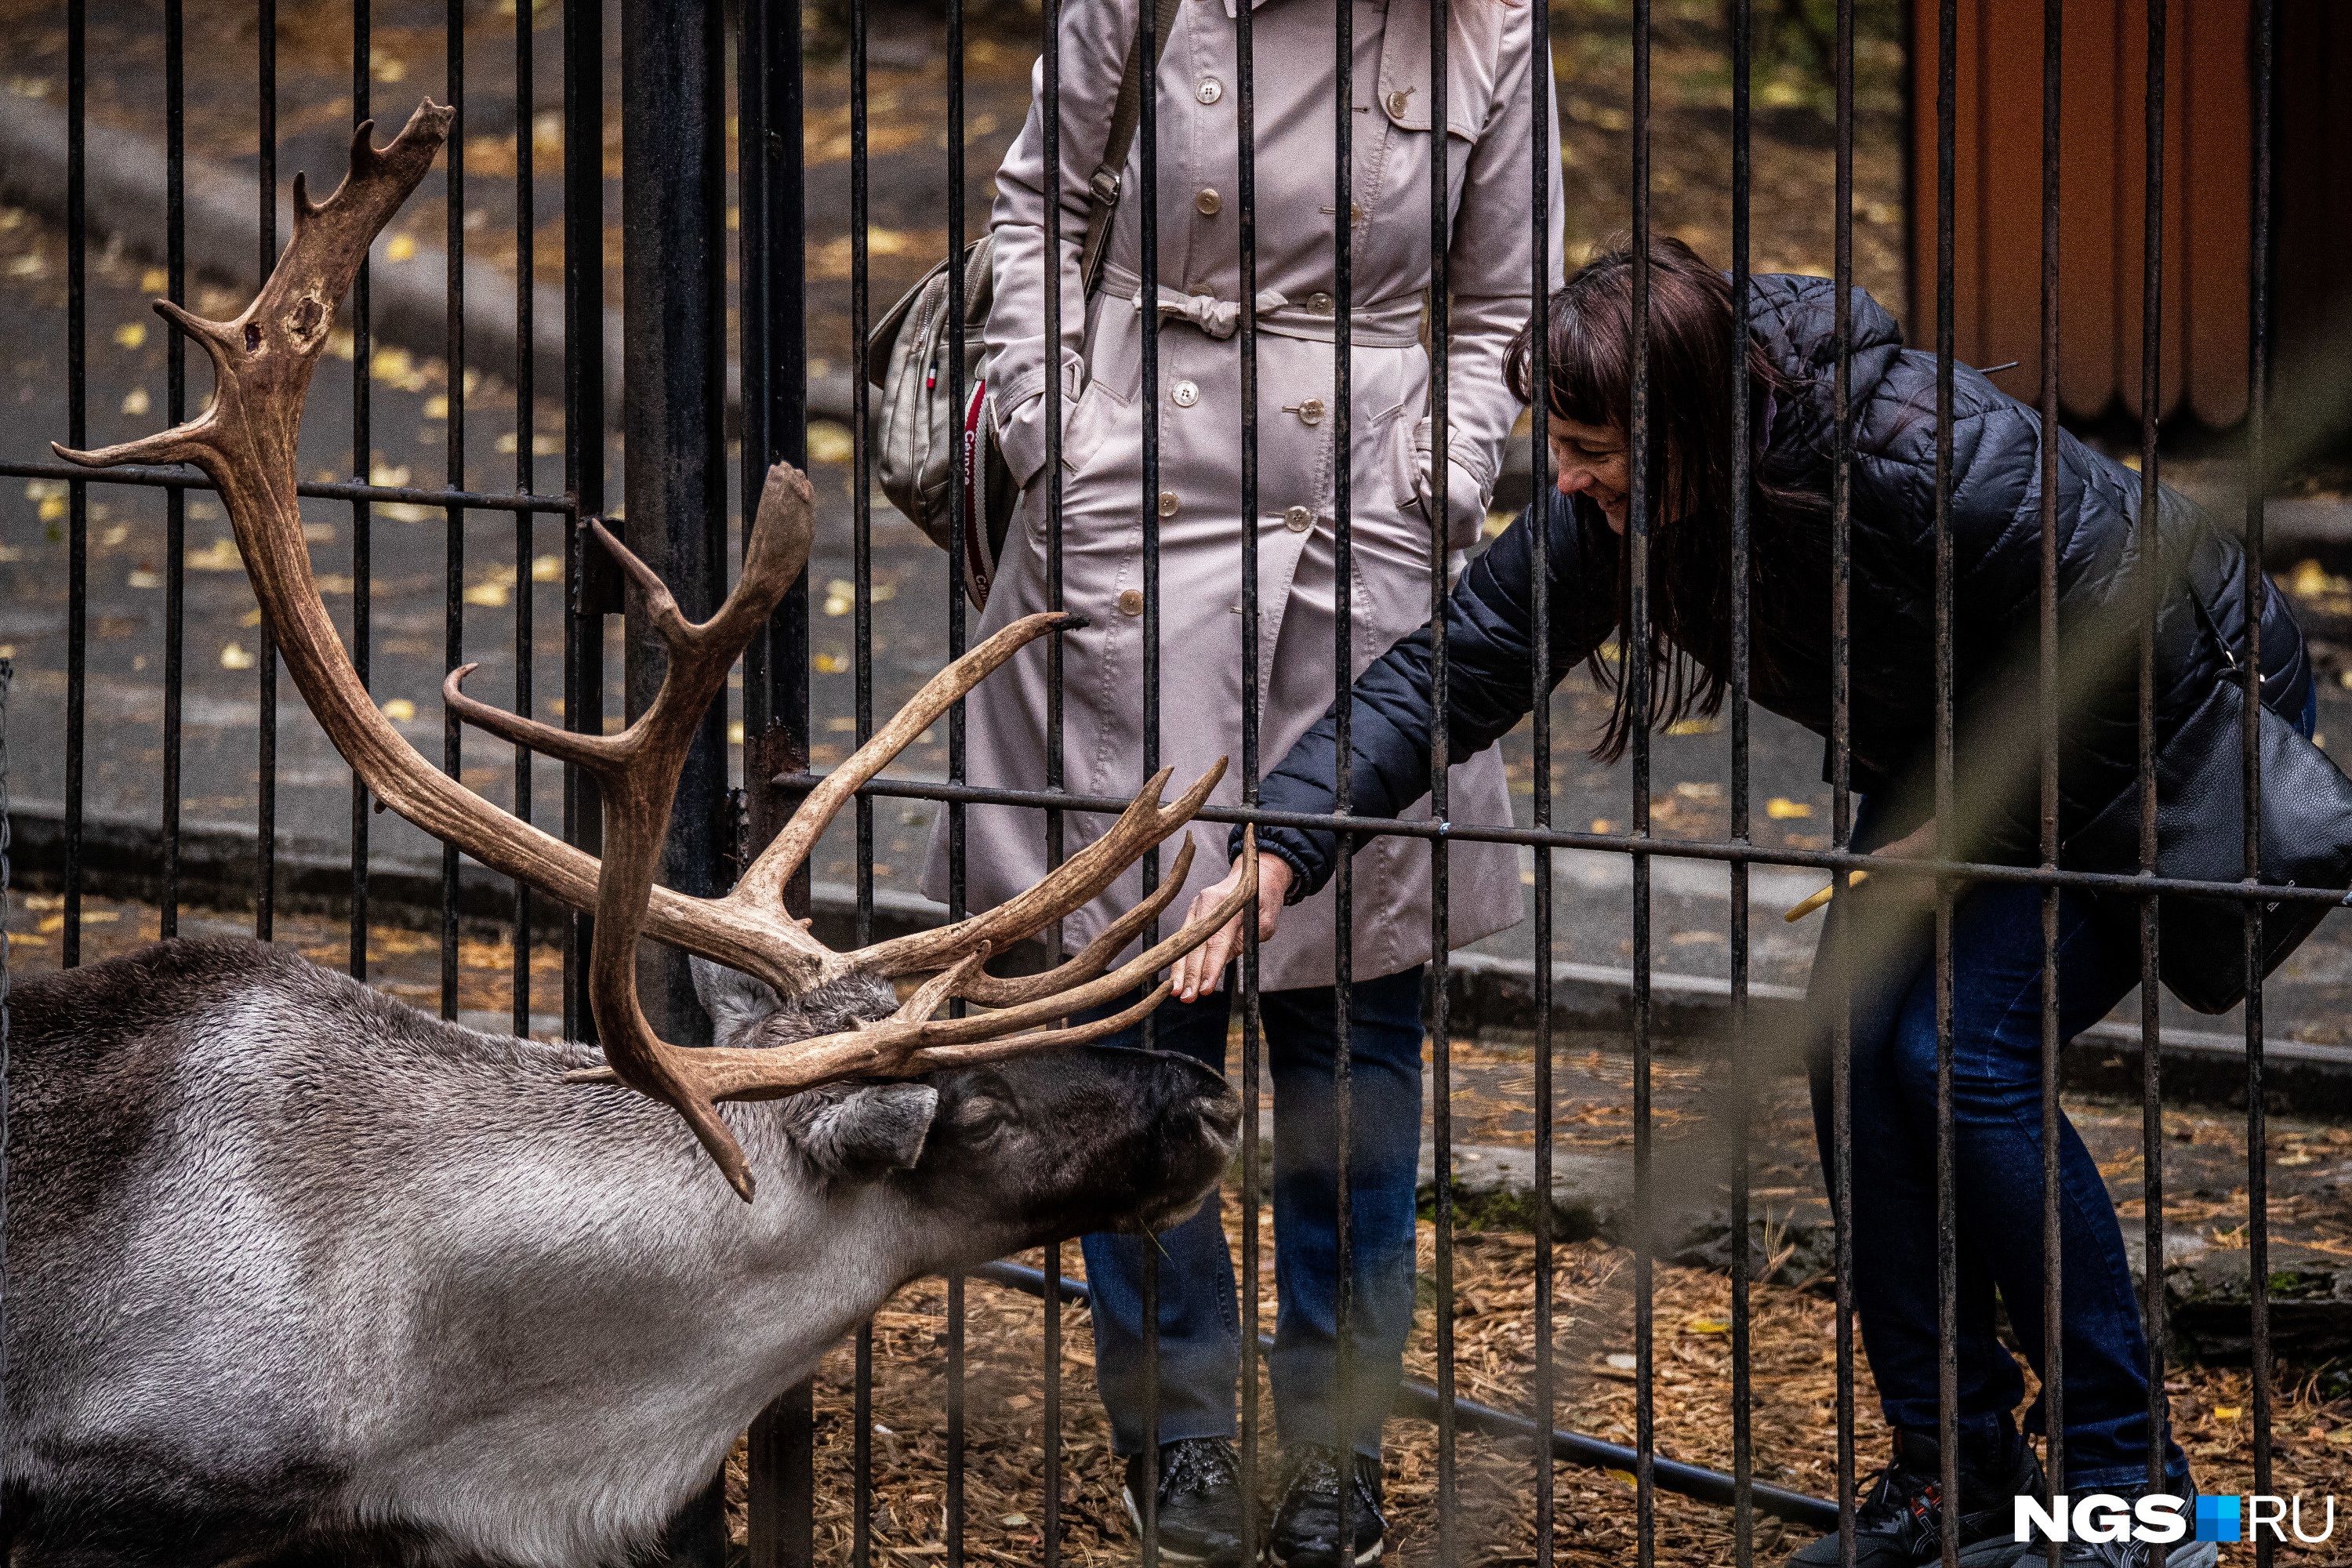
[802,1083,938,1181]
[690,955,784,1048]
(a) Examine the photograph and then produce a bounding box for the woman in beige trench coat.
[921,2,1560,1559]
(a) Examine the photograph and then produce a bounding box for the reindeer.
[4,101,1255,1567]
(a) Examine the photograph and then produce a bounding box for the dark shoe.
[1122,1437,1247,1568]
[1782,1428,2046,1567]
[1266,1445,1385,1568]
[2055,1483,2216,1568]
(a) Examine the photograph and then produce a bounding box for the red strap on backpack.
[960,379,993,609]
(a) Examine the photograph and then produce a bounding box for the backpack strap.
[1077,0,1184,297]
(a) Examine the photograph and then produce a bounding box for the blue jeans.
[1076,967,1426,1461]
[1806,798,2188,1488]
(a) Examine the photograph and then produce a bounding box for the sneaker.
[1782,1427,2046,1567]
[1121,1437,1248,1568]
[1266,1444,1385,1568]
[2056,1483,2217,1568]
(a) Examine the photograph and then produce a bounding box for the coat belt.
[1102,262,1424,349]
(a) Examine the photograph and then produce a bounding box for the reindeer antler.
[54,101,1254,1201]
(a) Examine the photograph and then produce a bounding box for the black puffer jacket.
[1246,274,2310,894]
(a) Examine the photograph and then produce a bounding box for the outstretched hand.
[1169,852,1294,1001]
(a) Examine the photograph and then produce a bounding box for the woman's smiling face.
[1549,416,1632,534]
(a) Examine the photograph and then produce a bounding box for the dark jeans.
[1076,967,1426,1462]
[1806,798,2189,1488]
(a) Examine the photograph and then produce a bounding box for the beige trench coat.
[921,0,1566,989]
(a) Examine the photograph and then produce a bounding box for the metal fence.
[2,0,2321,1565]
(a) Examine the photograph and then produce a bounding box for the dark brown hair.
[1505,235,1827,763]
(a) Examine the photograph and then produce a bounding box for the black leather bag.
[2069,668,2352,1014]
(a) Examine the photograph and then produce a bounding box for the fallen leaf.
[127,566,161,589]
[186,537,242,571]
[463,580,510,608]
[382,697,418,722]
[531,553,564,583]
[423,394,449,420]
[387,233,418,262]
[1766,797,1813,819]
[220,642,256,670]
[122,387,151,416]
[140,267,169,292]
[113,321,147,349]
[808,419,855,464]
[728,720,746,745]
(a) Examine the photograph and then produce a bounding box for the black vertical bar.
[1426,0,1457,1556]
[2136,0,2169,1524]
[1628,4,1656,1563]
[512,0,535,1040]
[162,0,184,938]
[622,2,729,1555]
[63,0,85,968]
[1039,0,1069,1555]
[1233,0,1262,1554]
[1933,0,1961,1560]
[855,1321,876,1568]
[1134,0,1165,1549]
[848,2,876,1563]
[563,0,605,1040]
[1329,0,1355,1551]
[1727,0,1754,1559]
[1528,0,1555,1554]
[2037,0,2064,1538]
[749,1381,816,1568]
[350,0,373,984]
[744,0,817,1552]
[442,0,467,1021]
[256,0,278,942]
[945,0,970,1556]
[1829,0,1857,1561]
[622,0,729,1034]
[2242,4,2275,1559]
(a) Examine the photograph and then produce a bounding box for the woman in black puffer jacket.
[1172,239,2312,1568]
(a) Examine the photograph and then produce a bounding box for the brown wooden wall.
[1907,0,2350,432]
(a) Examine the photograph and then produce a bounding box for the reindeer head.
[56,100,1254,1202]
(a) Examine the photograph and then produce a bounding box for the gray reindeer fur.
[2,938,1238,1568]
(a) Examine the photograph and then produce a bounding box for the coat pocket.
[1058,378,1131,484]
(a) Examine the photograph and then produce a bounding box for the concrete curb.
[0,92,861,434]
[1442,946,2352,1117]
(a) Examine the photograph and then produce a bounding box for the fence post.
[622,0,733,1560]
[739,0,818,1560]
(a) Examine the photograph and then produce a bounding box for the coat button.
[1159,490,1180,517]
[1118,589,1145,616]
[1295,397,1324,426]
[1171,380,1200,408]
[1283,506,1312,533]
[1306,292,1333,315]
[1195,187,1222,216]
[1196,77,1223,105]
[1385,88,1414,118]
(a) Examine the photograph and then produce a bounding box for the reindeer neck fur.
[6,938,965,1566]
